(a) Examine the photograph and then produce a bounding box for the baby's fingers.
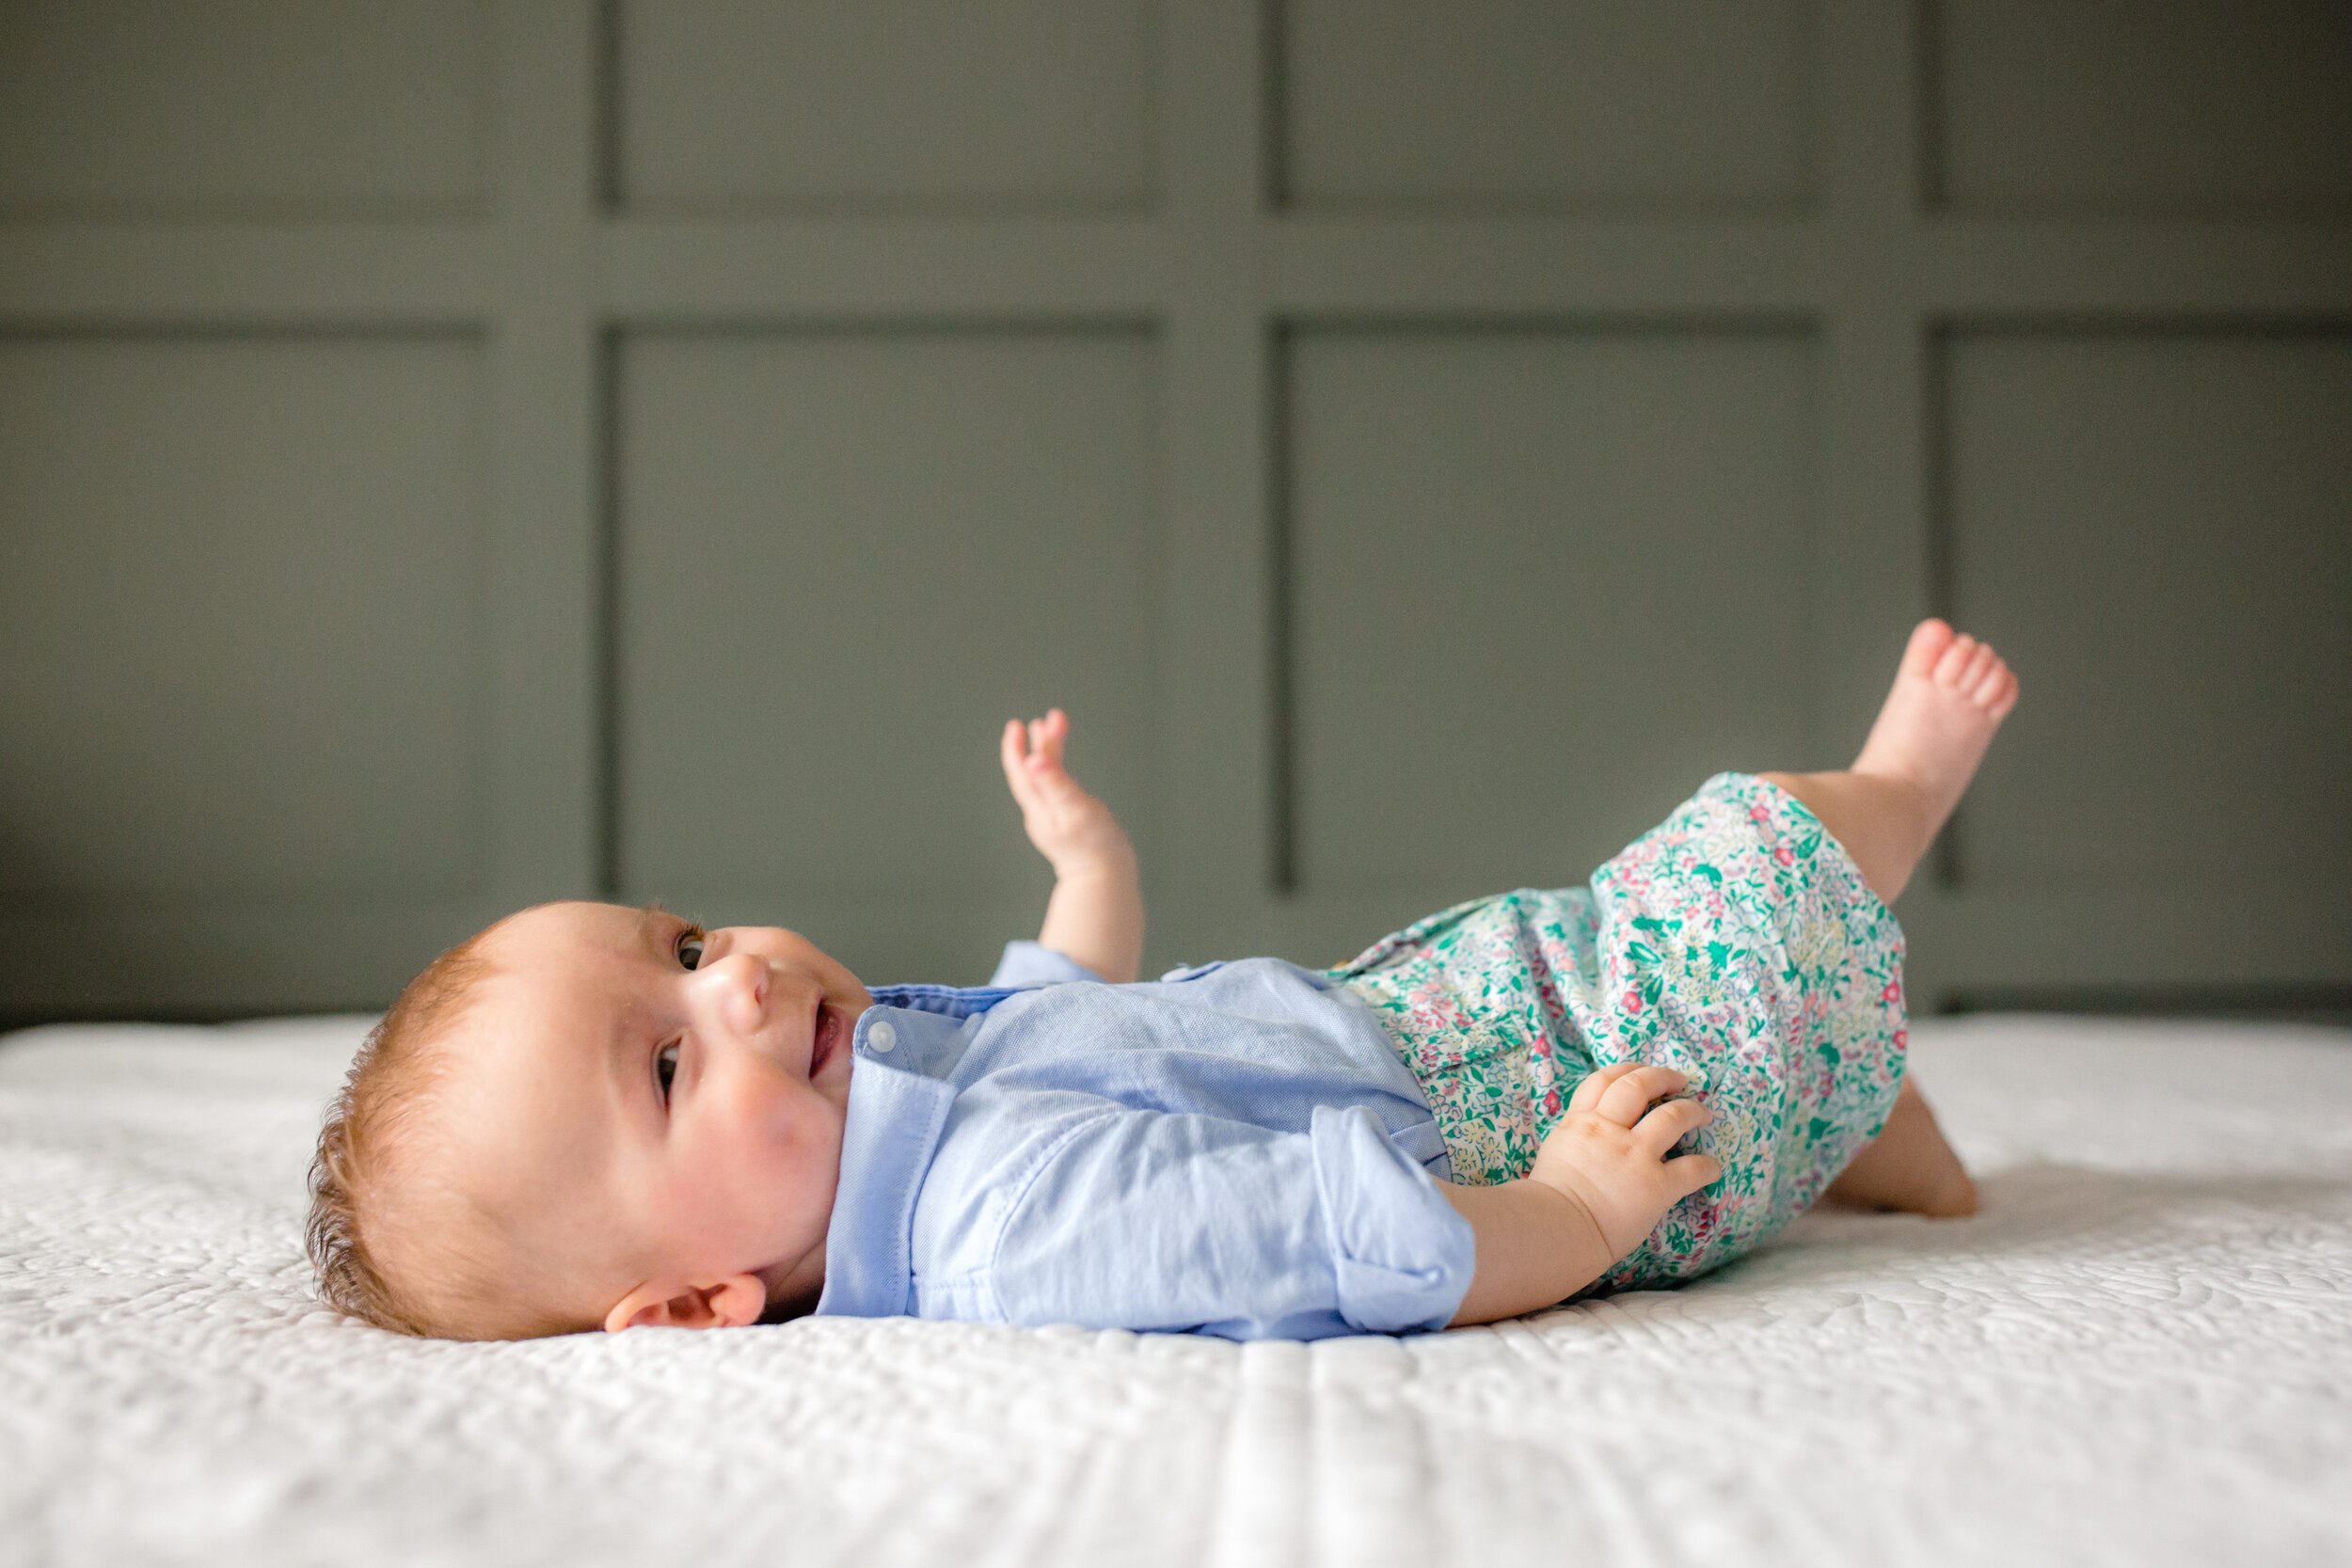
[1025,708,1070,772]
[1594,1065,1690,1127]
[1635,1095,1712,1158]
[1566,1061,1643,1113]
[1004,710,1075,786]
[1000,719,1041,800]
[1668,1151,1724,1200]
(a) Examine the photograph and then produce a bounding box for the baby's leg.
[1763,619,2019,1218]
[1758,618,2019,906]
[1818,1077,1979,1216]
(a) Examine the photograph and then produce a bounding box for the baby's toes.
[1957,641,1998,695]
[1983,662,2020,721]
[1962,645,2001,699]
[1900,617,1957,680]
[1931,632,1979,688]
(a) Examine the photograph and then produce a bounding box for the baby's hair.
[305,927,513,1338]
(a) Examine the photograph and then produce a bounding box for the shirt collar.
[811,1001,988,1319]
[863,982,1023,1019]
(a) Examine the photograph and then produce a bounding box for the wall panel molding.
[0,0,2344,1021]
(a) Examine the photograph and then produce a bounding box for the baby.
[308,619,2015,1341]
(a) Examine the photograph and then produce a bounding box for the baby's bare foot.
[1820,1078,1979,1218]
[1851,618,2019,842]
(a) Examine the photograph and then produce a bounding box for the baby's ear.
[603,1274,767,1332]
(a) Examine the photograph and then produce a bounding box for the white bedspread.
[3,1012,2348,1567]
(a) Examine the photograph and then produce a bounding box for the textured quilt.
[3,1012,2348,1567]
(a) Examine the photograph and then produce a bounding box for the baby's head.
[306,900,868,1339]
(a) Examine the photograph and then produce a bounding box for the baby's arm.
[1438,1065,1721,1325]
[1000,708,1144,985]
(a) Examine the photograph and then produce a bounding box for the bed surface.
[3,1011,2347,1566]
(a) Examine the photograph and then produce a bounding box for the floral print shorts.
[1324,771,1908,1293]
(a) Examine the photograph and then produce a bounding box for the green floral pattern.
[1325,771,1908,1293]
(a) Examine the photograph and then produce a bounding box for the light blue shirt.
[809,942,1476,1340]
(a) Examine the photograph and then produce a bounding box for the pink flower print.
[1773,845,1795,867]
[1406,979,1470,1033]
[1749,802,1771,822]
[1893,1027,1908,1049]
[1881,978,1902,1004]
[1623,989,1643,1013]
[1544,1089,1561,1116]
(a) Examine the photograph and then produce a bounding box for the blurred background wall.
[0,0,2346,1024]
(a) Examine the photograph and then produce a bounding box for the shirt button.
[866,1020,898,1053]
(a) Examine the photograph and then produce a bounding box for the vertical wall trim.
[1919,325,1954,626]
[1912,0,1947,214]
[1264,321,1296,894]
[593,326,624,898]
[483,0,602,915]
[1158,0,1279,945]
[1260,0,1290,212]
[1919,319,1963,892]
[593,0,624,214]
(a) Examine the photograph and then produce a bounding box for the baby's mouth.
[809,1001,838,1078]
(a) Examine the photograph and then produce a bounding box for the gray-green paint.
[0,0,2345,1023]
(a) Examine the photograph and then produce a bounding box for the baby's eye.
[656,1041,680,1101]
[675,924,707,971]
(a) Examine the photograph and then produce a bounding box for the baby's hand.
[1528,1064,1723,1263]
[999,708,1135,876]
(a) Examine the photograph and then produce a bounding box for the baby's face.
[441,900,870,1331]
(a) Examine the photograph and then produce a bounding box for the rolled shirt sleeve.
[970,1102,1474,1339]
[987,941,1108,989]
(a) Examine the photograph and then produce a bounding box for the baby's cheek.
[690,1149,794,1238]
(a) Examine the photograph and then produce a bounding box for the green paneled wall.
[0,0,2346,1022]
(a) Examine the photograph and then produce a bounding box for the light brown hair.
[304,927,533,1338]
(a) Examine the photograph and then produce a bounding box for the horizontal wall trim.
[0,901,501,1022]
[1273,216,1827,312]
[0,223,496,321]
[1942,984,2352,1025]
[5,217,2347,323]
[0,322,485,344]
[1920,218,2352,313]
[13,984,2347,1038]
[0,1003,387,1034]
[1271,312,1820,336]
[603,216,1168,314]
[1248,883,2352,1015]
[1897,889,2352,998]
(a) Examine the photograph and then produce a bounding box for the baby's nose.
[702,952,771,1037]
